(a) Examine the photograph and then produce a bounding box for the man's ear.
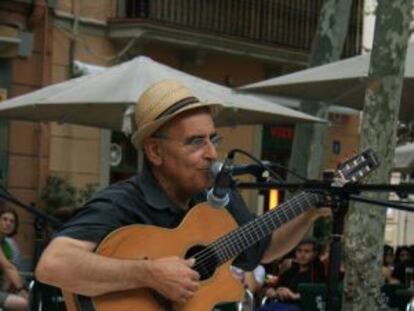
[143,138,163,167]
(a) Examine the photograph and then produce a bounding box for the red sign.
[270,126,294,140]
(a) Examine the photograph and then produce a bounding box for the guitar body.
[63,202,244,311]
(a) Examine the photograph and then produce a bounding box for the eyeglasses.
[152,133,223,152]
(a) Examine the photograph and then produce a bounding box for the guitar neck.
[210,191,322,265]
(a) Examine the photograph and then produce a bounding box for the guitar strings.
[194,193,320,274]
[192,193,312,273]
[192,192,320,274]
[191,152,371,273]
[192,192,305,268]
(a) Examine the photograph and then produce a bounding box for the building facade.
[0,0,363,265]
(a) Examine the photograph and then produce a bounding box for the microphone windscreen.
[209,161,223,179]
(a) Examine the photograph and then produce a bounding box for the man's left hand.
[306,207,332,221]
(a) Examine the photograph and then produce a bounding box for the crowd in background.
[229,239,327,311]
[383,244,414,286]
[229,240,414,311]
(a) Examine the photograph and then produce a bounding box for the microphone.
[207,159,275,208]
[207,158,233,208]
[209,160,272,179]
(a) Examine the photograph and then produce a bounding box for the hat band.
[155,96,200,120]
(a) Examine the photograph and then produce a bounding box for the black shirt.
[55,163,271,270]
[278,261,326,293]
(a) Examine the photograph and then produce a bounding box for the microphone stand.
[325,191,348,311]
[0,189,62,228]
[236,180,414,311]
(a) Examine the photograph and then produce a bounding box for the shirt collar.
[138,161,182,211]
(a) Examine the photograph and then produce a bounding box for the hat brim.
[132,102,222,149]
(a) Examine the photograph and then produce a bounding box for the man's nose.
[205,139,218,160]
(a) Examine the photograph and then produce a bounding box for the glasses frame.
[152,133,222,152]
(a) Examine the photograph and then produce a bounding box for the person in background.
[244,265,266,294]
[228,265,266,311]
[392,246,413,285]
[0,206,28,311]
[5,237,22,270]
[395,246,411,267]
[382,245,399,284]
[258,239,325,311]
[231,264,266,294]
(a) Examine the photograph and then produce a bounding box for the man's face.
[400,250,411,263]
[295,243,316,266]
[150,110,218,198]
[0,212,15,236]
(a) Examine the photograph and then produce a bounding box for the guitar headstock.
[335,148,379,186]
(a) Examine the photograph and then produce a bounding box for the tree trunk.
[287,0,353,187]
[342,1,413,310]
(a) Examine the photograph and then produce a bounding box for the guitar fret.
[258,218,268,237]
[241,229,250,249]
[303,193,313,209]
[211,191,323,264]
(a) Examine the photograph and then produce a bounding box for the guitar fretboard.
[210,191,321,265]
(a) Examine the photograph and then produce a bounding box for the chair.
[238,289,254,311]
[29,280,66,311]
[297,283,411,311]
[260,295,274,306]
[382,284,411,311]
[214,289,255,311]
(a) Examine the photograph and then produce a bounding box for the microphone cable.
[226,149,309,192]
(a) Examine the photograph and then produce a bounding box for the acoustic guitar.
[62,149,378,311]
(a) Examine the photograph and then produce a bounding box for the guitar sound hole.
[185,245,219,281]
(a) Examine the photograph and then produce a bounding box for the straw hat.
[131,80,221,149]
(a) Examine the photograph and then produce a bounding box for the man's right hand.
[147,257,200,304]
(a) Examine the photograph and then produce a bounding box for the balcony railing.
[123,0,362,57]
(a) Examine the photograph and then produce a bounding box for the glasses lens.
[211,135,222,147]
[188,137,206,150]
[186,135,222,151]
[155,134,222,151]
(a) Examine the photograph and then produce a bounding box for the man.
[35,80,328,306]
[260,239,325,311]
